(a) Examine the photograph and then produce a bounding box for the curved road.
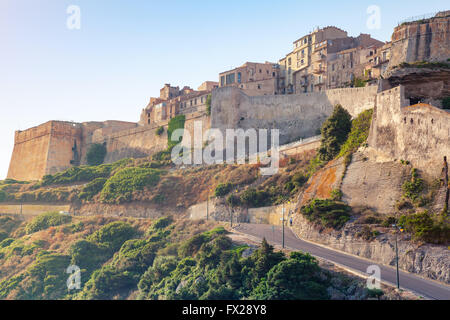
[233,223,450,300]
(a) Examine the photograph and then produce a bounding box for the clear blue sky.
[1,0,448,179]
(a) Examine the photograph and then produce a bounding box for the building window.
[226,73,235,85]
[220,76,225,86]
[259,69,262,73]
[288,58,291,66]
[237,72,241,83]
[257,84,261,89]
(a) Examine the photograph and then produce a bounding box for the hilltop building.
[218,62,282,96]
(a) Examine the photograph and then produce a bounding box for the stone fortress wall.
[211,85,378,145]
[7,82,449,182]
[388,11,450,71]
[7,121,82,181]
[368,85,450,178]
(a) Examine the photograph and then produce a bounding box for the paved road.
[233,223,450,300]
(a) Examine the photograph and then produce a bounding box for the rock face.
[341,151,410,215]
[291,213,450,284]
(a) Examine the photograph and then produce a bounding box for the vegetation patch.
[399,211,450,245]
[100,167,164,204]
[318,105,352,162]
[300,199,352,229]
[25,212,72,234]
[167,115,186,149]
[86,143,107,166]
[79,178,107,201]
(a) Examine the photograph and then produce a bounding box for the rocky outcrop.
[341,150,410,215]
[291,213,450,284]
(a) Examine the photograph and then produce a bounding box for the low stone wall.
[0,204,71,217]
[72,202,185,219]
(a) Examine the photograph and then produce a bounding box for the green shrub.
[402,168,424,202]
[0,190,6,202]
[367,288,384,299]
[300,199,351,229]
[338,109,373,158]
[291,171,308,189]
[87,221,137,252]
[215,183,234,197]
[330,189,343,201]
[318,105,352,162]
[25,212,72,234]
[100,167,163,204]
[149,216,173,231]
[79,178,107,201]
[206,94,212,115]
[399,211,450,244]
[87,143,107,166]
[167,115,186,149]
[240,188,269,208]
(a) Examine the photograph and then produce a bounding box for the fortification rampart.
[368,86,450,177]
[388,14,450,70]
[7,121,82,181]
[211,86,378,145]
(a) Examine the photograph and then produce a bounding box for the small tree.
[318,105,352,162]
[206,94,212,115]
[86,143,107,166]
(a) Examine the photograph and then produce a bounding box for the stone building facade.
[218,62,281,96]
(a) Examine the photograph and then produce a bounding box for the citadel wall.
[388,13,450,70]
[368,86,450,177]
[7,121,82,181]
[211,86,378,145]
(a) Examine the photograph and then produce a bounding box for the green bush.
[100,167,163,204]
[18,253,71,300]
[40,159,132,187]
[0,190,6,202]
[250,251,329,300]
[215,183,234,197]
[402,168,424,202]
[300,199,351,229]
[330,189,343,201]
[87,221,137,252]
[25,212,72,234]
[399,211,450,244]
[206,94,212,115]
[318,105,352,162]
[79,177,107,201]
[338,109,373,158]
[240,188,269,208]
[87,143,107,166]
[167,115,186,149]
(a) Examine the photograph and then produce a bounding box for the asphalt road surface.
[233,223,450,300]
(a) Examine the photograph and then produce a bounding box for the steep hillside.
[0,213,408,300]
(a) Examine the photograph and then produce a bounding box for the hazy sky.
[1,0,448,179]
